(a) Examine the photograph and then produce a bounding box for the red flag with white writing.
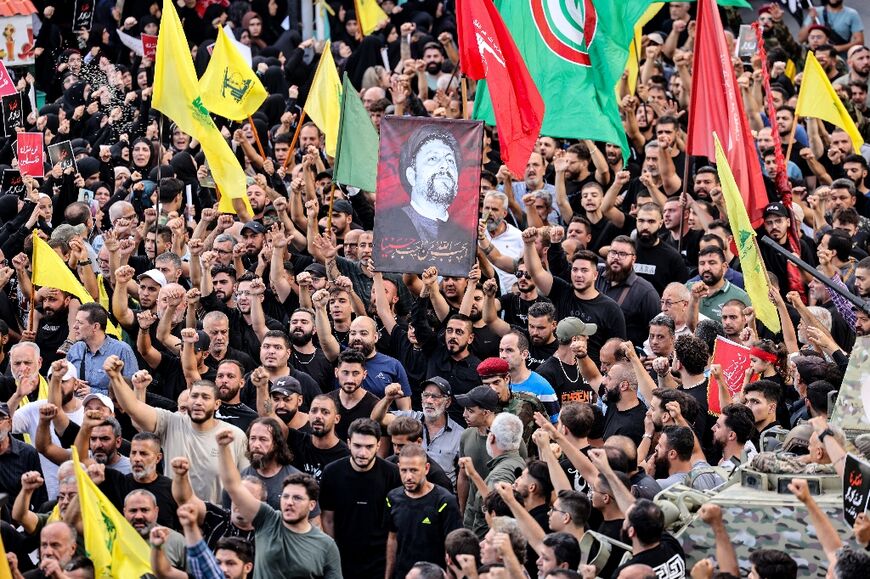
[708,336,752,415]
[17,132,44,178]
[456,0,543,177]
[0,62,17,98]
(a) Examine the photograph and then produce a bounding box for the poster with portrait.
[47,141,76,172]
[372,116,482,277]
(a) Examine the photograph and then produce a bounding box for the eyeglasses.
[549,506,568,516]
[609,251,635,259]
[516,271,532,279]
[660,299,687,307]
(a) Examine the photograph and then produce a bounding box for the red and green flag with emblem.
[473,0,653,161]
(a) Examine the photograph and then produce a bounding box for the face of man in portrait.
[406,138,459,208]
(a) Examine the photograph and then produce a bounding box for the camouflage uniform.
[502,391,547,444]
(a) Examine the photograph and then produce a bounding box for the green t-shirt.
[252,502,342,579]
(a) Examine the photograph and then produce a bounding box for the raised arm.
[494,482,547,553]
[622,342,657,405]
[247,277,269,342]
[481,279,511,336]
[458,264,481,317]
[269,223,295,303]
[253,366,288,438]
[216,430,262,525]
[789,478,842,566]
[312,289,340,363]
[523,228,553,295]
[697,504,739,576]
[170,457,207,525]
[136,311,163,369]
[588,449,636,513]
[12,471,43,534]
[156,290,183,355]
[111,265,137,329]
[34,404,69,466]
[421,267,451,323]
[370,384,404,428]
[533,430,572,491]
[179,328,203,387]
[104,355,157,432]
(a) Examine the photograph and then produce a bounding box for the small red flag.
[456,0,544,178]
[687,0,767,228]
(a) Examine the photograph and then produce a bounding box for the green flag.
[333,73,379,192]
[473,0,653,161]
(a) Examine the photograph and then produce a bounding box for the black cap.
[454,385,499,411]
[763,202,789,218]
[194,330,210,352]
[303,263,327,278]
[241,221,266,234]
[332,199,353,215]
[421,376,452,397]
[271,376,302,397]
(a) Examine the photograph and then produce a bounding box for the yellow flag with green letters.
[199,26,268,121]
[153,0,252,216]
[714,133,780,333]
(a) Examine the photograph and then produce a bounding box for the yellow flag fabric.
[199,26,268,121]
[0,528,12,579]
[796,51,864,153]
[714,133,781,333]
[356,0,389,35]
[623,3,665,96]
[72,447,153,578]
[304,42,342,157]
[31,233,121,338]
[153,0,252,216]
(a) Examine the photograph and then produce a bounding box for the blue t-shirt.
[355,351,411,398]
[804,7,863,44]
[512,371,560,423]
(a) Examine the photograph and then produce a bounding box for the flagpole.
[325,182,336,234]
[352,0,366,38]
[677,155,691,256]
[28,273,35,332]
[283,110,308,169]
[155,113,162,256]
[461,76,469,120]
[248,115,267,159]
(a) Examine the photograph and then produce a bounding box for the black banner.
[844,453,870,525]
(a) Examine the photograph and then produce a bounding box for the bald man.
[34,522,78,578]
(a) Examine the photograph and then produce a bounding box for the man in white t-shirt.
[482,191,525,292]
[103,355,249,503]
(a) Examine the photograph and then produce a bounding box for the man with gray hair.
[480,190,525,292]
[460,412,525,538]
[124,488,187,569]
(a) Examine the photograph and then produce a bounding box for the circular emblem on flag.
[530,0,597,66]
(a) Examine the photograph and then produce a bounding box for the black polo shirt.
[595,271,661,348]
[0,437,45,520]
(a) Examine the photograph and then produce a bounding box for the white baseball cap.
[82,393,115,414]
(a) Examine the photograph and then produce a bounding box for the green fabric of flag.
[473,0,654,161]
[333,73,379,192]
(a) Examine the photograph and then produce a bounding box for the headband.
[749,347,778,364]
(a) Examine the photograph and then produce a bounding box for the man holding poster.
[373,117,482,277]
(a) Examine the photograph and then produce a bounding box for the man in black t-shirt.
[288,394,349,482]
[614,499,685,579]
[320,418,401,579]
[524,230,626,366]
[385,444,461,579]
[601,362,648,446]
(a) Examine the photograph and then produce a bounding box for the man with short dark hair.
[652,426,723,491]
[633,203,689,294]
[713,403,758,472]
[687,246,748,320]
[743,380,783,450]
[320,418,401,579]
[67,302,138,395]
[288,394,349,483]
[327,349,381,440]
[385,444,461,579]
[748,548,797,579]
[616,499,685,578]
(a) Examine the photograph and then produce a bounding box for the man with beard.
[212,360,258,432]
[372,377,463,485]
[262,375,310,434]
[575,180,626,254]
[240,417,309,511]
[125,489,187,569]
[240,331,320,413]
[239,221,267,272]
[375,124,472,270]
[105,355,249,503]
[202,311,256,374]
[496,261,552,328]
[649,425,722,491]
[327,350,381,440]
[692,166,719,201]
[712,403,758,472]
[314,297,412,409]
[201,264,284,362]
[481,191,525,293]
[209,266,239,310]
[524,230,626,365]
[836,45,870,95]
[78,413,130,474]
[288,308,336,393]
[385,444,461,579]
[687,246,748,320]
[320,418,401,579]
[537,319,598,407]
[32,289,73,374]
[501,152,558,223]
[112,265,165,334]
[633,203,689,295]
[719,300,748,343]
[499,333,560,424]
[414,314,481,418]
[596,236,660,347]
[288,394,349,482]
[217,438,342,578]
[601,361,647,446]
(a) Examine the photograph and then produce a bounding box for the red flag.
[687,0,767,228]
[0,62,16,98]
[456,0,543,177]
[707,337,752,415]
[17,132,44,178]
[141,34,158,59]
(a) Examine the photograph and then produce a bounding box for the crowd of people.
[2,0,870,578]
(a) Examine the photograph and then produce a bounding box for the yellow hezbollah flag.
[714,133,780,333]
[356,0,389,35]
[623,3,665,96]
[31,233,121,338]
[796,51,864,154]
[72,447,153,578]
[0,522,12,579]
[153,0,252,216]
[304,42,342,157]
[199,26,268,121]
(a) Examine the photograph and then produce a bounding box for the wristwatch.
[818,427,835,443]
